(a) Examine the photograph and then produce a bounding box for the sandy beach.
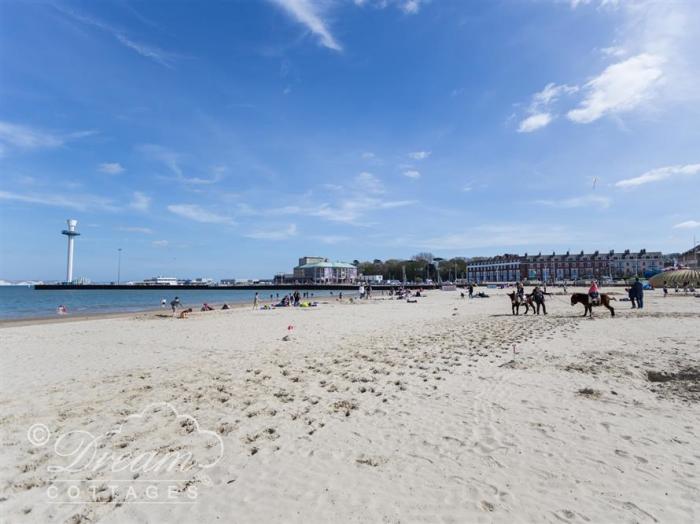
[1,287,699,523]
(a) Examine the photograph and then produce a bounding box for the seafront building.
[275,256,358,284]
[467,249,664,283]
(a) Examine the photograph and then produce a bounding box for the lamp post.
[117,248,122,285]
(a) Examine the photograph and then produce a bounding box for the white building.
[142,276,179,286]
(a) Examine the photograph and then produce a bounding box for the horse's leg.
[605,299,615,317]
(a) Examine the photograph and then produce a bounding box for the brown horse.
[570,293,615,317]
[507,291,534,315]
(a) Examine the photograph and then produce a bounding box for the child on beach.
[588,281,600,305]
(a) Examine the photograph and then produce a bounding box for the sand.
[0,287,698,523]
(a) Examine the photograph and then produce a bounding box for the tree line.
[352,253,470,283]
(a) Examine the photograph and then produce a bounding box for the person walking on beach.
[632,278,644,309]
[663,281,668,297]
[468,283,474,299]
[627,286,637,308]
[161,298,166,308]
[170,297,181,316]
[253,292,259,310]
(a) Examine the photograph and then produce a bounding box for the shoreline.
[0,296,340,328]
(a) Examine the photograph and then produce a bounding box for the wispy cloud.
[130,191,151,211]
[99,162,125,175]
[117,226,153,234]
[269,0,342,51]
[53,5,178,68]
[534,194,611,208]
[408,223,569,251]
[0,190,118,212]
[138,144,224,185]
[403,170,421,179]
[355,172,385,194]
[517,83,578,132]
[0,121,95,156]
[567,53,664,124]
[152,240,169,247]
[517,113,552,133]
[408,150,431,160]
[167,204,235,225]
[673,220,700,229]
[245,223,298,240]
[138,144,182,176]
[615,163,700,188]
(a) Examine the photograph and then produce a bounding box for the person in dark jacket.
[632,278,644,309]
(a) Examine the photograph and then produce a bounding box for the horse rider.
[516,281,525,302]
[588,280,600,305]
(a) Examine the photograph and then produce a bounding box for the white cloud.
[130,191,151,211]
[517,83,578,132]
[517,113,553,133]
[411,223,569,250]
[269,0,342,51]
[400,1,423,15]
[99,162,125,175]
[403,170,421,179]
[615,163,700,188]
[673,220,700,229]
[245,223,298,240]
[567,53,665,124]
[0,121,95,155]
[0,190,118,212]
[167,204,235,225]
[600,45,626,58]
[152,240,169,247]
[361,151,376,159]
[355,0,425,15]
[355,172,384,194]
[117,226,153,234]
[408,150,431,160]
[534,194,611,209]
[307,197,415,225]
[462,185,472,192]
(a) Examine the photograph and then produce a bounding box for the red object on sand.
[288,325,294,331]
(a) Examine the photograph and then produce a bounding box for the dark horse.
[570,293,615,317]
[507,291,534,315]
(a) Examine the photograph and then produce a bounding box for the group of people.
[589,278,644,308]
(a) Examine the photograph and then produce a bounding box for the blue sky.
[1,0,699,281]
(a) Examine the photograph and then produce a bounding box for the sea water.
[0,286,338,320]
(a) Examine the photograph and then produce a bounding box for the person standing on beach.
[632,278,644,309]
[253,292,259,310]
[161,298,166,308]
[170,297,181,316]
[468,283,474,299]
